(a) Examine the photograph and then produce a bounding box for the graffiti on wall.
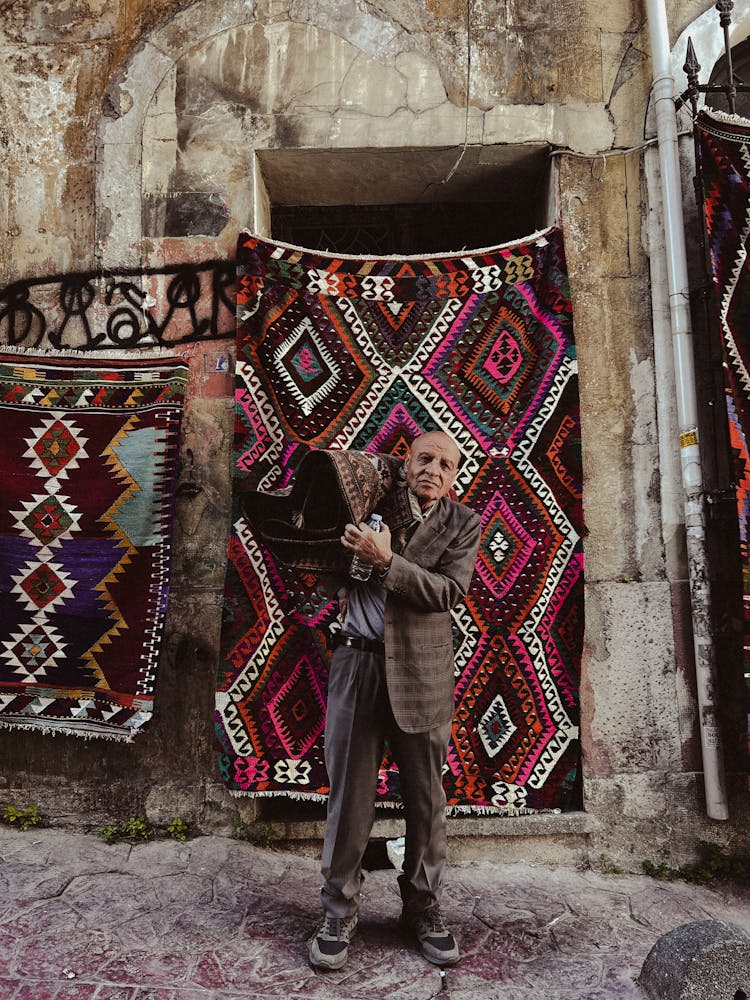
[0,261,235,351]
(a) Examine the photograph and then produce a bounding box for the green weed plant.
[2,803,40,831]
[643,840,750,885]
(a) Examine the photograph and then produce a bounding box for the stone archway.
[95,1,265,267]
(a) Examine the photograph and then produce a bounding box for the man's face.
[404,433,459,505]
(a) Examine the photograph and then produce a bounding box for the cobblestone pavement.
[2,827,750,999]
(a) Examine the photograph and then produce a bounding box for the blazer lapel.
[403,498,449,559]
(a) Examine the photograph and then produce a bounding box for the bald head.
[404,431,460,505]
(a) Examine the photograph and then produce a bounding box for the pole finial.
[685,37,701,81]
[716,0,735,28]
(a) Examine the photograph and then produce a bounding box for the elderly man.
[309,430,482,971]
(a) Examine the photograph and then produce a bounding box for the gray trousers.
[320,645,452,919]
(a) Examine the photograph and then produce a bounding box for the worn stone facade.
[1,0,748,870]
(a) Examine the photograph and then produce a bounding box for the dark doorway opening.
[273,201,535,256]
[261,142,552,254]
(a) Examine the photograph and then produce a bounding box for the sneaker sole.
[419,942,460,966]
[309,948,349,971]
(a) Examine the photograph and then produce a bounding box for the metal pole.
[717,0,738,114]
[645,0,729,820]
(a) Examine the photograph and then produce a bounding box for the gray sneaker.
[309,914,358,970]
[404,904,460,966]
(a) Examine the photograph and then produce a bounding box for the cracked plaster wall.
[0,0,747,865]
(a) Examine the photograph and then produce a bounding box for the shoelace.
[321,917,352,939]
[420,908,448,935]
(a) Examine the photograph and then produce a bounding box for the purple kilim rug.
[0,351,187,740]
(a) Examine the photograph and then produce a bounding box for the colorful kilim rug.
[0,351,187,740]
[219,228,583,813]
[698,107,750,764]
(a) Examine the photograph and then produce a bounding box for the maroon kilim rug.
[0,351,187,740]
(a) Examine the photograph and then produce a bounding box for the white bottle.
[349,513,382,582]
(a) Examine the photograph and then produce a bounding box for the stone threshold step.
[248,810,594,844]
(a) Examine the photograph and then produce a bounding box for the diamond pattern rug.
[0,352,187,740]
[219,229,583,813]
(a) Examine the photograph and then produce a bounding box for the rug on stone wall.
[698,107,750,766]
[0,351,187,740]
[218,228,583,813]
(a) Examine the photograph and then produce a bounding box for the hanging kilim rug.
[698,107,750,768]
[0,351,187,740]
[218,227,583,813]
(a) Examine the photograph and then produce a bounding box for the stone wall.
[1,0,748,868]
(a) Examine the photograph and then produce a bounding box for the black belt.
[335,634,385,654]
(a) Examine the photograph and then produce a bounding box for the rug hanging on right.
[698,107,750,773]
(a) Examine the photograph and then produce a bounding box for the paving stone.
[184,836,234,876]
[560,881,634,919]
[92,987,136,999]
[0,946,15,976]
[331,961,439,1000]
[443,952,524,997]
[100,950,192,988]
[121,841,192,878]
[151,872,213,906]
[0,861,75,900]
[550,911,649,956]
[14,984,60,1000]
[12,928,112,981]
[55,983,100,999]
[190,941,310,992]
[117,902,244,952]
[65,872,163,928]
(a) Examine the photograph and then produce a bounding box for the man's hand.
[341,520,393,570]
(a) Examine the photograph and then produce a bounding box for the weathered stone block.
[396,50,447,112]
[99,42,175,146]
[95,140,142,267]
[171,394,233,590]
[582,581,683,775]
[149,0,259,60]
[640,920,750,1000]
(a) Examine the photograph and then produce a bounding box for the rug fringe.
[0,345,186,361]
[0,718,138,742]
[445,804,561,817]
[226,789,557,817]
[703,105,750,127]
[229,789,329,801]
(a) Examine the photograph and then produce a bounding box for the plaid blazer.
[383,497,481,734]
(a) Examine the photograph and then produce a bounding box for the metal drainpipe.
[644,0,728,819]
